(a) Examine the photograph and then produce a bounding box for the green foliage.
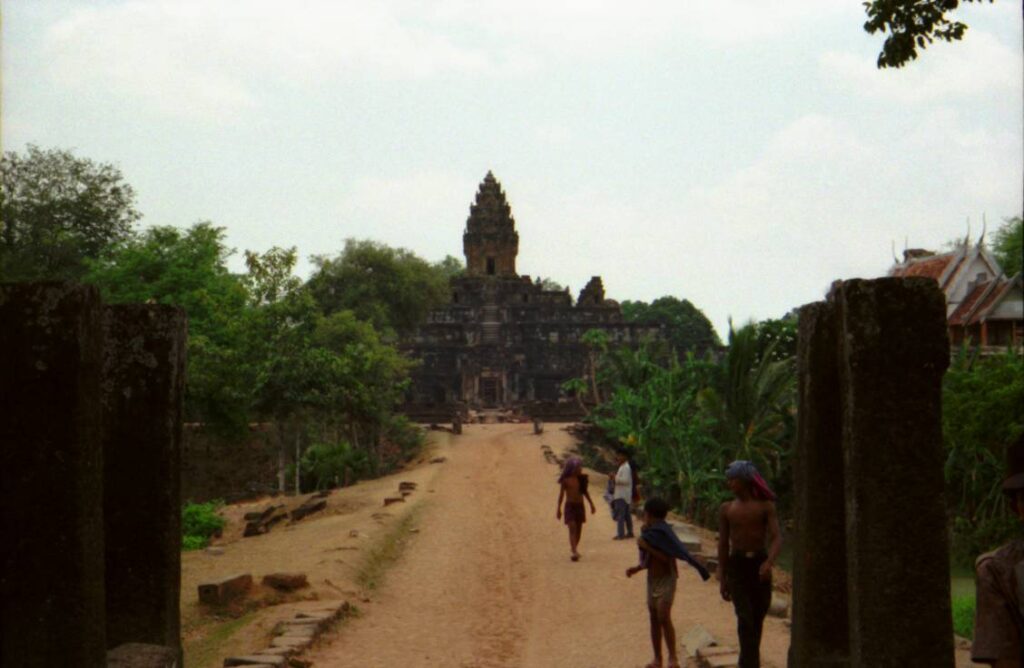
[992,216,1023,277]
[699,322,796,484]
[621,296,720,355]
[307,239,452,336]
[753,316,798,364]
[1,145,141,281]
[536,276,566,292]
[85,222,253,434]
[586,318,794,526]
[951,594,976,639]
[300,440,370,490]
[863,0,993,69]
[182,501,226,550]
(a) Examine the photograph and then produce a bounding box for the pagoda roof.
[466,171,516,234]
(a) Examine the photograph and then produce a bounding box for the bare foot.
[570,554,580,562]
[643,661,663,668]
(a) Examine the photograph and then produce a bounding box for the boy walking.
[627,497,711,668]
[717,460,782,668]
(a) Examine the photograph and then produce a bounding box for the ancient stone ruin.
[401,172,661,421]
[0,282,186,667]
[790,277,954,667]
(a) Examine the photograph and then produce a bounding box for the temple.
[400,172,661,420]
[888,237,1023,352]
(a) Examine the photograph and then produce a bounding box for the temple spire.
[463,172,519,277]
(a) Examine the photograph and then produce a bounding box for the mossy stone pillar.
[102,305,187,657]
[0,282,107,667]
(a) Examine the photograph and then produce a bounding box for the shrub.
[182,500,226,551]
[952,594,976,639]
[300,440,370,491]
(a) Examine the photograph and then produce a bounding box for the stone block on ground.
[269,636,311,650]
[289,499,327,522]
[262,572,308,592]
[769,593,789,618]
[383,496,405,506]
[430,456,447,464]
[223,655,286,667]
[198,573,253,605]
[682,625,716,657]
[697,645,740,668]
[399,481,417,491]
[107,643,179,667]
[311,489,331,499]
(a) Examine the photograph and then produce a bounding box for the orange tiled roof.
[949,282,989,326]
[891,254,956,281]
[972,280,1016,324]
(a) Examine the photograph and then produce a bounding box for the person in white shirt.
[609,448,635,539]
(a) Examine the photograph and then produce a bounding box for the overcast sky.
[3,1,1022,335]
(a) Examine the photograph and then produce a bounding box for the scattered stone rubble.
[222,600,352,668]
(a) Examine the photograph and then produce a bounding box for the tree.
[306,239,451,336]
[863,0,994,69]
[698,321,795,481]
[992,216,1023,277]
[536,276,567,292]
[753,316,798,364]
[621,296,721,355]
[84,222,252,434]
[1,145,141,280]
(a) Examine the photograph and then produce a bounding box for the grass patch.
[182,611,256,668]
[952,594,975,639]
[182,500,226,551]
[356,506,423,591]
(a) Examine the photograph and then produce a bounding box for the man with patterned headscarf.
[718,460,782,668]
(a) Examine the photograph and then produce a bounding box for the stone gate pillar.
[789,300,850,667]
[790,277,953,668]
[102,305,187,657]
[0,283,108,667]
[836,278,952,667]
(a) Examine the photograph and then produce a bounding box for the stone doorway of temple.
[480,377,500,407]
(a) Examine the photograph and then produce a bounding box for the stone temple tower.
[463,171,519,277]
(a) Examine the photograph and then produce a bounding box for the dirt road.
[307,423,792,668]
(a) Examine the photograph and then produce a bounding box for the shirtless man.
[556,457,596,562]
[717,460,782,668]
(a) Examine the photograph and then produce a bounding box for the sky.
[3,0,1022,336]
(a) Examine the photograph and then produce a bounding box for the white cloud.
[820,29,1021,104]
[38,0,854,121]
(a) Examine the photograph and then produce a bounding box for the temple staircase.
[481,305,501,345]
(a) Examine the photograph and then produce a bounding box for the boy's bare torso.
[562,476,583,503]
[722,498,771,552]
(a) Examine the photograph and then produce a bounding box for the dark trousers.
[727,552,772,668]
[612,499,633,537]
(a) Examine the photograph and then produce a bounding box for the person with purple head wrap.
[718,460,782,668]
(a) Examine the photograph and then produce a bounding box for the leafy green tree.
[863,0,994,69]
[944,348,1024,562]
[698,322,795,481]
[84,222,252,433]
[433,254,465,280]
[1,145,141,280]
[753,316,798,364]
[992,216,1023,277]
[536,276,566,292]
[621,296,720,355]
[307,239,451,336]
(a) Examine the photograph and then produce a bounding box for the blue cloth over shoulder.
[641,520,711,581]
